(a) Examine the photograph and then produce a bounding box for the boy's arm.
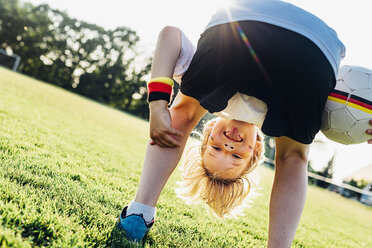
[149,92,207,147]
[148,26,200,146]
[149,100,183,147]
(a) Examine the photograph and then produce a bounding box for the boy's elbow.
[159,26,180,37]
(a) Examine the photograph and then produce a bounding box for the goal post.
[0,49,21,71]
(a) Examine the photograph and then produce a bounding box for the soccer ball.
[321,65,372,145]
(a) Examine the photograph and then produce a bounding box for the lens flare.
[216,0,232,9]
[232,21,271,83]
[221,3,271,83]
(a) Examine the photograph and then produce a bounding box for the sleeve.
[173,30,197,77]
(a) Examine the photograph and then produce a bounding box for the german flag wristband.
[147,77,174,103]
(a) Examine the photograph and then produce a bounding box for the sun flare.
[216,0,233,9]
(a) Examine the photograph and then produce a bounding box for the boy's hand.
[149,100,183,147]
[367,119,372,144]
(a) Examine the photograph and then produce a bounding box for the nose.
[224,143,234,150]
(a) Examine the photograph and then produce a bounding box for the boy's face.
[203,118,257,180]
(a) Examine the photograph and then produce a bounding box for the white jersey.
[174,29,267,127]
[173,31,197,76]
[205,0,346,77]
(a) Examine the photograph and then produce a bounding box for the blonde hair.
[176,118,264,218]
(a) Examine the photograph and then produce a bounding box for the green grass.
[0,66,371,247]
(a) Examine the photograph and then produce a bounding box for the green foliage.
[321,154,335,179]
[311,154,336,189]
[0,0,151,118]
[1,68,372,247]
[307,161,318,185]
[346,179,369,190]
[263,135,275,167]
[342,179,370,199]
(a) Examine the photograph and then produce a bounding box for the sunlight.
[215,0,233,10]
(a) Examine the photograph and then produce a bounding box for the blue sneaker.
[117,206,154,242]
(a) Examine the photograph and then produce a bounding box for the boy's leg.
[267,136,310,248]
[118,94,203,241]
[134,107,196,207]
[124,27,181,216]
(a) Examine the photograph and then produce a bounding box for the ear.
[254,132,263,153]
[251,133,263,167]
[244,130,264,174]
[203,118,217,132]
[253,139,263,159]
[201,118,218,154]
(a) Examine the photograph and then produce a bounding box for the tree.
[0,0,52,76]
[0,0,152,118]
[316,154,335,189]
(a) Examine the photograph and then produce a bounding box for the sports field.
[0,67,371,247]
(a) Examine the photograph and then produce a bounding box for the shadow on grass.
[107,225,154,248]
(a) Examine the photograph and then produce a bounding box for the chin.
[231,119,254,127]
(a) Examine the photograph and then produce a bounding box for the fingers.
[150,131,182,147]
[160,135,179,147]
[367,120,372,144]
[168,128,183,137]
[151,136,180,147]
[150,137,170,147]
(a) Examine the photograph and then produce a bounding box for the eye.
[211,145,221,151]
[232,154,243,159]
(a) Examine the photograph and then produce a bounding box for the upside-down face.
[203,118,259,180]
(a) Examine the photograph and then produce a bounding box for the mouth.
[223,129,244,142]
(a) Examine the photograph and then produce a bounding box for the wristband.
[147,77,174,103]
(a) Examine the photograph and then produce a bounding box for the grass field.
[0,67,372,247]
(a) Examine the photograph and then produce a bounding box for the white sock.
[127,201,156,225]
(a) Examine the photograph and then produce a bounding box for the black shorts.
[180,21,336,144]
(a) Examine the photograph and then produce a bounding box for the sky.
[23,0,372,182]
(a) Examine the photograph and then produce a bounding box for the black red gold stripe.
[148,82,173,95]
[148,92,171,103]
[147,77,174,103]
[147,77,174,87]
[328,89,372,115]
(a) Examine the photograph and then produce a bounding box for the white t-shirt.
[174,29,268,128]
[174,31,197,77]
[205,0,346,77]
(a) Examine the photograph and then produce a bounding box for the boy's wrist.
[147,77,174,104]
[149,100,168,110]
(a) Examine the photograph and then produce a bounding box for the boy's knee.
[276,150,308,166]
[275,136,309,165]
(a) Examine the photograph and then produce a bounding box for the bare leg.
[134,112,192,206]
[267,136,309,248]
